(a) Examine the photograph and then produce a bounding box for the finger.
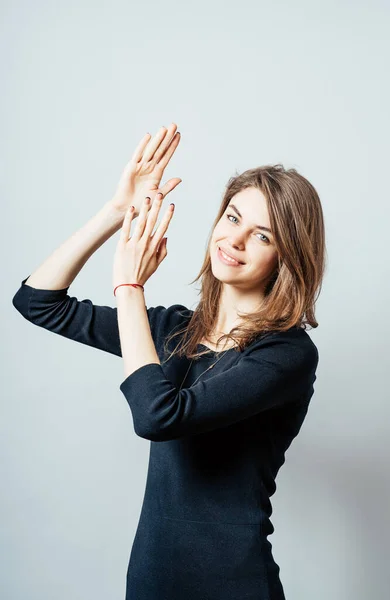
[132,195,151,241]
[157,237,168,264]
[156,236,165,254]
[150,203,175,250]
[159,178,182,197]
[119,205,134,244]
[153,124,179,162]
[119,205,135,244]
[143,192,166,239]
[130,133,151,164]
[156,132,181,169]
[143,124,177,163]
[148,180,181,237]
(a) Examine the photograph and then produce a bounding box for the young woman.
[12,122,325,600]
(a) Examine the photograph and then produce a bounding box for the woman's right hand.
[110,123,182,215]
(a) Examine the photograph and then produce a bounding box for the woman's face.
[210,187,279,292]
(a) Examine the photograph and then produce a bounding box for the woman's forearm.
[24,200,131,290]
[116,286,160,378]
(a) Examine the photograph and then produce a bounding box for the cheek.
[211,224,225,246]
[212,222,224,236]
[253,249,278,272]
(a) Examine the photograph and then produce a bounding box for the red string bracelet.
[113,283,145,296]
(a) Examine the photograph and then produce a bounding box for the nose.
[227,234,246,250]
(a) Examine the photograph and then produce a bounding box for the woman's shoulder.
[246,326,319,373]
[153,303,191,324]
[147,303,191,336]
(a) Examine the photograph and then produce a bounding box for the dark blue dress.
[12,276,319,600]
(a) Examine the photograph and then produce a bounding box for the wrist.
[114,283,144,297]
[108,197,139,219]
[104,200,127,220]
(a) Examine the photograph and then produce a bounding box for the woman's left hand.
[113,192,175,292]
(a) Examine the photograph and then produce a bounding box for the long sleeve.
[11,275,170,357]
[119,329,319,441]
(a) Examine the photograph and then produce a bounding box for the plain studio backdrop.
[2,1,389,598]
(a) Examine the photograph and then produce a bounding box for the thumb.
[160,178,182,196]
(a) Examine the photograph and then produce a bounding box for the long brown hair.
[162,163,326,363]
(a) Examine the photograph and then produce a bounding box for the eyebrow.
[227,204,273,235]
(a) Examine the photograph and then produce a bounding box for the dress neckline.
[197,343,237,355]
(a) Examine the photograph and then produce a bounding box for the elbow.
[133,424,175,442]
[135,430,171,442]
[12,290,30,320]
[122,382,186,441]
[131,413,161,441]
[132,418,182,442]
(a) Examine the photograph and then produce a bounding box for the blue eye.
[226,214,270,244]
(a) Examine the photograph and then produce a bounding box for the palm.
[120,170,162,198]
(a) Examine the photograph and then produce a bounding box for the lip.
[217,246,244,266]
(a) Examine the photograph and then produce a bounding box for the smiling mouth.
[217,246,244,265]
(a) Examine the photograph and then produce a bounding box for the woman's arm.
[119,330,319,441]
[12,200,143,356]
[24,200,129,290]
[24,124,182,291]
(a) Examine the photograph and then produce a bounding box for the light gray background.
[2,1,390,598]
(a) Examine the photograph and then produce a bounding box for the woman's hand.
[113,191,175,292]
[110,123,182,215]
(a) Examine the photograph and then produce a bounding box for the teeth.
[220,248,239,264]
